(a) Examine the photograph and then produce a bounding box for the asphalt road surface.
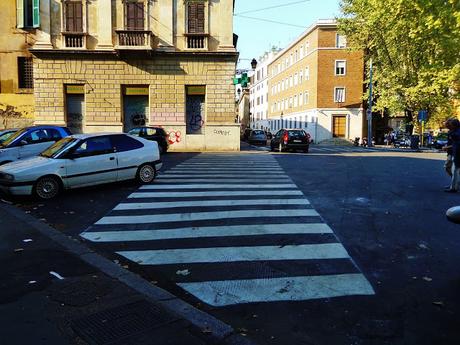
[5,147,460,345]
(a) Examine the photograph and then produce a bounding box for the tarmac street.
[4,146,460,345]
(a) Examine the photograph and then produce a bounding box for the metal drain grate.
[71,300,178,344]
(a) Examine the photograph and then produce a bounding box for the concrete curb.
[1,202,258,345]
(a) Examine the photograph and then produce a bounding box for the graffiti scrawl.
[167,130,182,145]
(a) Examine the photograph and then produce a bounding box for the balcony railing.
[62,32,87,49]
[184,33,209,50]
[115,30,154,49]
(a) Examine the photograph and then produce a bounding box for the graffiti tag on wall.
[167,130,182,145]
[213,129,231,136]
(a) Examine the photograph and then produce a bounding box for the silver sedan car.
[0,133,162,199]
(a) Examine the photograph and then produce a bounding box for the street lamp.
[251,58,258,70]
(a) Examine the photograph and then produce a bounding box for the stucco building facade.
[267,20,364,143]
[0,1,37,128]
[29,0,238,151]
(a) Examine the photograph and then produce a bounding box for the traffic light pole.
[367,58,373,148]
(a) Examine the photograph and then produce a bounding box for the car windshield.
[0,130,16,143]
[40,137,78,158]
[0,128,27,148]
[252,130,264,135]
[128,128,141,136]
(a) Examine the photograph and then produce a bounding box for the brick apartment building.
[28,0,238,151]
[267,19,364,143]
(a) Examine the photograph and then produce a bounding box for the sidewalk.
[0,202,254,345]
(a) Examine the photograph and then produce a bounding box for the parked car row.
[0,125,164,200]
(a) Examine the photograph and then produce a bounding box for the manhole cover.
[71,300,178,344]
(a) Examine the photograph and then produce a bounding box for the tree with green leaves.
[338,0,460,128]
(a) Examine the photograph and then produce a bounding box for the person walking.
[445,119,460,192]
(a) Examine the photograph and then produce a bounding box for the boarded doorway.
[332,115,346,138]
[65,85,85,134]
[186,86,205,135]
[123,86,149,132]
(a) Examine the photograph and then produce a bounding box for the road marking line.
[178,274,375,306]
[114,198,309,210]
[139,184,296,190]
[116,243,349,264]
[81,223,333,242]
[156,179,291,183]
[128,190,304,198]
[159,173,286,177]
[95,209,319,225]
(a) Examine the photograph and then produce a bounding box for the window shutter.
[196,3,204,33]
[16,0,24,28]
[126,3,134,29]
[75,2,83,32]
[135,3,144,30]
[188,3,197,33]
[65,3,74,31]
[32,0,40,28]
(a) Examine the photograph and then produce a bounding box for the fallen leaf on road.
[14,248,24,252]
[422,276,433,282]
[23,239,33,243]
[202,327,212,334]
[419,243,429,249]
[433,301,444,307]
[28,280,37,284]
[122,265,129,269]
[49,271,65,280]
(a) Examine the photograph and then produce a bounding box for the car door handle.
[109,157,115,160]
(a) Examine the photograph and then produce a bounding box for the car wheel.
[137,163,156,184]
[34,176,61,200]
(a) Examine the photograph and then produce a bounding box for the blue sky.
[234,0,341,69]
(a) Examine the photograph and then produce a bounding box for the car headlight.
[0,173,14,181]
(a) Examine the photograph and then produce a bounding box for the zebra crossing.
[80,153,374,307]
[250,144,411,153]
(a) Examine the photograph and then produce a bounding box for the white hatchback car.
[0,133,162,199]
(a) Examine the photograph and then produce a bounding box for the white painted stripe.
[116,243,349,264]
[114,198,309,210]
[156,179,291,183]
[95,209,319,225]
[178,274,375,306]
[139,184,296,190]
[81,223,332,242]
[170,167,283,170]
[128,190,304,198]
[159,173,286,177]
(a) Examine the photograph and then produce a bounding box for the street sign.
[418,110,428,122]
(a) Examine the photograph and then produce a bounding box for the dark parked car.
[0,129,18,144]
[270,129,311,153]
[432,133,449,149]
[128,126,169,154]
[248,130,267,145]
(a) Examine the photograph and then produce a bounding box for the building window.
[187,1,205,33]
[334,87,346,103]
[299,93,303,106]
[125,1,145,30]
[336,34,347,48]
[304,91,309,104]
[18,57,33,89]
[294,73,298,86]
[294,95,298,107]
[64,1,83,32]
[305,67,310,81]
[16,0,40,28]
[299,71,303,83]
[335,60,346,76]
[289,76,293,87]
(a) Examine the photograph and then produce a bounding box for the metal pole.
[367,58,373,147]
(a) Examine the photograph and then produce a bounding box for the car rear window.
[288,130,308,138]
[252,130,264,135]
[146,128,157,136]
[129,128,142,136]
[111,134,144,152]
